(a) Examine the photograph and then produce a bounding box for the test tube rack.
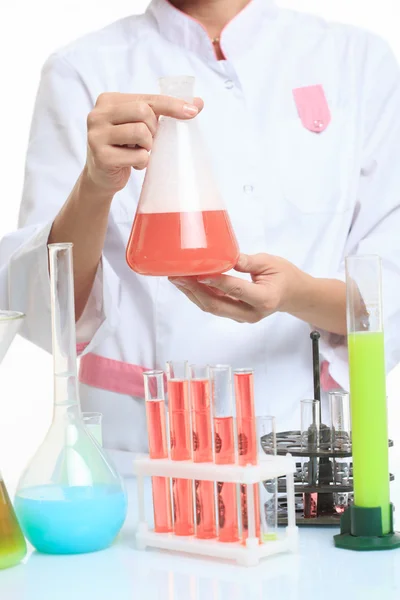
[133,454,298,567]
[269,431,394,526]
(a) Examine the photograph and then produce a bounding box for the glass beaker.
[126,75,240,277]
[14,244,127,555]
[0,311,27,570]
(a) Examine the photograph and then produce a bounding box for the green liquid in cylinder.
[348,331,391,535]
[0,479,27,569]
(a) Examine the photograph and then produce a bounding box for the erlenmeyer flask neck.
[159,76,194,104]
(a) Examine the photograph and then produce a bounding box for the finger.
[107,123,153,152]
[96,92,203,119]
[171,280,259,323]
[195,274,266,307]
[95,146,149,170]
[234,253,274,275]
[108,101,159,131]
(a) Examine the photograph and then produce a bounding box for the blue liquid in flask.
[15,484,127,554]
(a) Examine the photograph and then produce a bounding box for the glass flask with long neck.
[14,244,127,555]
[126,75,240,277]
[0,311,27,570]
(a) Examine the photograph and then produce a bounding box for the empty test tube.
[234,368,260,542]
[301,399,320,519]
[166,361,194,536]
[257,416,278,541]
[190,364,216,539]
[210,365,239,543]
[329,391,351,514]
[144,370,173,533]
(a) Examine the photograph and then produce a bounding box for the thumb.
[234,253,273,275]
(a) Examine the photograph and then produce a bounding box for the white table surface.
[1,477,400,600]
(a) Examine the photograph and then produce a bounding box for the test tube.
[329,391,351,514]
[82,412,103,446]
[190,364,216,539]
[301,399,320,519]
[234,368,260,542]
[210,365,239,543]
[346,255,390,534]
[166,360,194,536]
[144,370,173,534]
[257,416,278,541]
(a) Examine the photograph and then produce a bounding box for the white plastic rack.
[133,453,298,566]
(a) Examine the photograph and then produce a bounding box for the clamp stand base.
[334,504,400,551]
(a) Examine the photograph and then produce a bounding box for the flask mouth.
[158,75,195,102]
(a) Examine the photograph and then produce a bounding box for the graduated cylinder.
[346,255,390,534]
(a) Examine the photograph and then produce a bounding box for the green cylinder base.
[334,504,400,551]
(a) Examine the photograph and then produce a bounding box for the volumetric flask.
[257,416,278,542]
[82,412,103,446]
[0,311,27,570]
[15,244,127,555]
[126,75,240,276]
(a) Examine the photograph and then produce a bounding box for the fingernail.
[183,104,198,116]
[198,278,212,285]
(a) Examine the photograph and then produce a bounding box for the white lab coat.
[1,0,400,474]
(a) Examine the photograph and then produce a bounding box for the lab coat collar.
[147,0,278,61]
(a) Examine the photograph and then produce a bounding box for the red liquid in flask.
[168,379,194,536]
[126,210,240,276]
[191,379,216,539]
[214,416,239,543]
[146,400,173,533]
[234,371,260,541]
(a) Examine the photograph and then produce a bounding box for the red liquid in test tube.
[234,369,260,542]
[211,366,239,543]
[190,368,216,539]
[167,362,194,536]
[144,371,173,534]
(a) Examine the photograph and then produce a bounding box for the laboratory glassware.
[14,244,127,555]
[126,75,240,276]
[82,412,103,446]
[166,360,194,536]
[300,399,320,518]
[210,365,239,543]
[329,391,351,514]
[0,310,27,570]
[189,364,216,539]
[257,416,278,541]
[346,255,390,532]
[144,370,173,534]
[234,368,260,541]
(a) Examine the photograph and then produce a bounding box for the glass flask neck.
[48,243,80,408]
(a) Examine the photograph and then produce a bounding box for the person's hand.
[84,93,204,195]
[169,253,309,324]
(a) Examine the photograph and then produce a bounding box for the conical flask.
[126,76,240,277]
[15,244,127,555]
[0,311,27,569]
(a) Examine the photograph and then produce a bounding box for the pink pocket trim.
[293,85,331,133]
[320,360,340,392]
[79,353,164,399]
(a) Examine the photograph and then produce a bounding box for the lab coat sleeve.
[0,53,121,354]
[319,38,400,391]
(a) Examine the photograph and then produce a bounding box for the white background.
[0,0,399,501]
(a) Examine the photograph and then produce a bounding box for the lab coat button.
[314,119,324,129]
[243,185,254,194]
[225,79,234,90]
